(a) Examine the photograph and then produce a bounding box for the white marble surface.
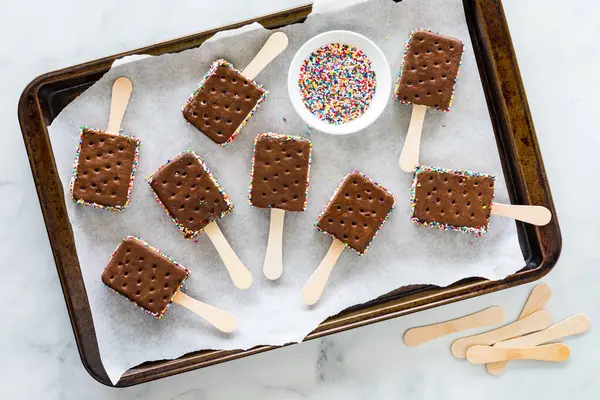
[0,0,598,398]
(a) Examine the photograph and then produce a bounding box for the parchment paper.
[48,0,525,384]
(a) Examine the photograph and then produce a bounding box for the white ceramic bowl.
[287,30,391,135]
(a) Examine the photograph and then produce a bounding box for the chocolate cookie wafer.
[148,151,233,239]
[70,127,140,211]
[316,171,395,255]
[410,165,496,236]
[102,236,189,318]
[394,30,464,111]
[182,59,267,146]
[250,133,312,212]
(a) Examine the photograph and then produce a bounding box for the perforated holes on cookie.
[75,130,137,207]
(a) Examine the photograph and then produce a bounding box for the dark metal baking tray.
[18,0,561,387]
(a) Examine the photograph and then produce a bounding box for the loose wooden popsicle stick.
[242,32,289,80]
[451,309,551,358]
[403,306,505,347]
[263,208,285,280]
[466,343,570,364]
[107,77,133,133]
[486,283,552,374]
[204,222,253,290]
[491,203,552,226]
[301,239,345,306]
[399,104,427,172]
[517,283,552,320]
[495,314,590,350]
[172,291,237,333]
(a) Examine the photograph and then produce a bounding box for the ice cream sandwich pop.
[249,133,312,280]
[102,236,237,332]
[301,171,395,305]
[410,166,551,235]
[148,151,253,290]
[70,77,141,211]
[182,32,288,146]
[394,30,464,172]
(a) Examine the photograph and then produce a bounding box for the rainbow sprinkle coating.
[315,170,396,256]
[146,151,234,240]
[393,29,464,112]
[69,127,141,212]
[409,165,496,237]
[298,43,376,125]
[103,236,190,319]
[182,59,268,146]
[248,132,313,211]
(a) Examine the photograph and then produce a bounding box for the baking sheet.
[47,0,524,384]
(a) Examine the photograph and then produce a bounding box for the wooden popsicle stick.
[242,32,289,80]
[495,314,590,349]
[204,222,253,290]
[263,208,285,280]
[517,283,552,320]
[301,239,345,306]
[399,104,427,172]
[172,291,237,333]
[107,77,133,133]
[403,306,505,347]
[491,203,552,226]
[486,283,552,374]
[466,343,570,364]
[451,309,551,358]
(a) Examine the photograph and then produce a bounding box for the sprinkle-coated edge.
[146,151,234,240]
[248,132,313,212]
[69,127,141,212]
[103,236,190,319]
[409,165,496,237]
[393,29,464,112]
[315,170,396,256]
[181,59,268,147]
